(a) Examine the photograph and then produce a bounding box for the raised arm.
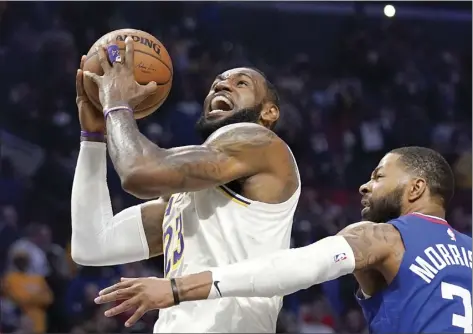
[175,222,401,301]
[72,56,168,266]
[105,120,282,199]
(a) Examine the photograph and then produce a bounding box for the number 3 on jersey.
[441,282,472,333]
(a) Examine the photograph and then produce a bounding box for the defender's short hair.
[390,146,455,207]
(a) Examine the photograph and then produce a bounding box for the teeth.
[211,96,233,111]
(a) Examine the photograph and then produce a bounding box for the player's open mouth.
[209,96,234,114]
[361,199,370,207]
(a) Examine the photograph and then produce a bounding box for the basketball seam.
[85,48,173,85]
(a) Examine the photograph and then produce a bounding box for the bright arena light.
[384,4,396,17]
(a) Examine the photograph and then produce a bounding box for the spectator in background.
[3,250,53,333]
[7,223,50,277]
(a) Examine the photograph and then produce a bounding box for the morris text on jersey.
[409,244,472,283]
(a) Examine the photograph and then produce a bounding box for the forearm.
[71,141,150,266]
[105,110,167,180]
[177,236,356,301]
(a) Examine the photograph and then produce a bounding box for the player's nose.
[359,181,370,195]
[214,80,232,93]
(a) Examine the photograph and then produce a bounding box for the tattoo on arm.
[149,123,277,190]
[338,223,401,271]
[105,112,279,198]
[140,197,170,257]
[105,110,153,178]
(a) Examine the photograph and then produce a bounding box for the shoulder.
[204,123,284,153]
[339,221,402,255]
[340,221,400,240]
[338,221,403,270]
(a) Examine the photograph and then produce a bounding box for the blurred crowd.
[0,2,471,333]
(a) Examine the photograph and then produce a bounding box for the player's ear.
[407,177,427,202]
[260,103,279,129]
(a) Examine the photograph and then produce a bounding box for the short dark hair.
[390,146,455,207]
[248,67,281,129]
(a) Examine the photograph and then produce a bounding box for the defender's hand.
[94,277,174,327]
[83,37,158,111]
[76,55,105,134]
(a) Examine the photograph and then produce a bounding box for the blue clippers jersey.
[357,213,472,333]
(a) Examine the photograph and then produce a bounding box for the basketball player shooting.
[95,147,472,333]
[71,37,300,332]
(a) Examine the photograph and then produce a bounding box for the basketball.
[82,28,173,119]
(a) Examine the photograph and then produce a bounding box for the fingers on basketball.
[83,71,100,84]
[143,81,158,95]
[124,37,135,69]
[76,55,88,97]
[96,45,112,71]
[80,55,86,70]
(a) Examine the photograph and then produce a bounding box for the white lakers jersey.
[154,156,300,333]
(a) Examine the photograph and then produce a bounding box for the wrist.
[103,104,134,119]
[80,130,106,142]
[175,271,213,303]
[102,100,131,112]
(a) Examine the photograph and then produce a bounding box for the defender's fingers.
[104,296,140,317]
[95,286,136,304]
[125,305,147,327]
[98,279,134,296]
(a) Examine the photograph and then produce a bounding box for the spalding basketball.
[83,28,173,119]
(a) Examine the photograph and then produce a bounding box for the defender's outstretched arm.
[176,222,399,301]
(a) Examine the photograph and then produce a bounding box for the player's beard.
[362,185,404,223]
[195,103,263,141]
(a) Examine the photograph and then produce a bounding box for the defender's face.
[195,68,266,139]
[359,153,407,223]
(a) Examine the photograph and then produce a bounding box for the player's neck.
[404,204,446,220]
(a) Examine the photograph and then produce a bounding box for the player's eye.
[237,80,249,87]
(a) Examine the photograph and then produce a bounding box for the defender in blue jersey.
[93,147,472,333]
